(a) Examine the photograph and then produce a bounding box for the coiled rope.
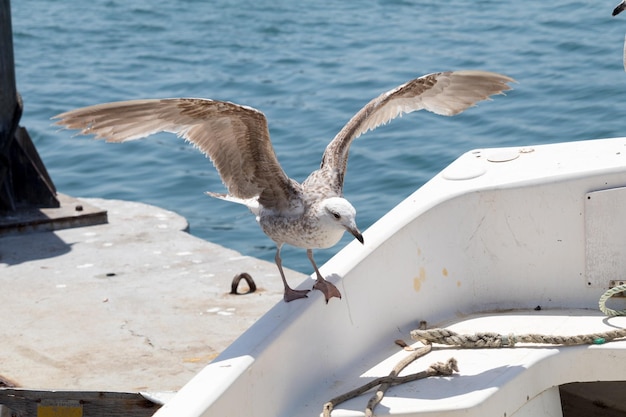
[598,283,626,316]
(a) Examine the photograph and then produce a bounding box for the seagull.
[53,70,514,303]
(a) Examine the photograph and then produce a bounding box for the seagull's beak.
[348,226,364,244]
[614,1,626,16]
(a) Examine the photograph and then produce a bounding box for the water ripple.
[11,0,626,271]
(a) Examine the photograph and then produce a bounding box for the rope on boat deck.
[322,344,458,417]
[412,284,626,347]
[322,285,626,416]
[410,327,626,347]
[598,283,626,317]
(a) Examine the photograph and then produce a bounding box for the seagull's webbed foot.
[307,249,342,303]
[283,287,310,302]
[312,278,342,303]
[275,245,310,302]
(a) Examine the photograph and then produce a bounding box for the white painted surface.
[155,137,626,417]
[585,186,626,289]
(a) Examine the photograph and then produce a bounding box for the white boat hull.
[155,138,626,417]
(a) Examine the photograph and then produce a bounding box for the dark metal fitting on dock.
[230,272,257,295]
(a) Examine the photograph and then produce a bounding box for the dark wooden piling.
[0,0,107,233]
[0,0,59,211]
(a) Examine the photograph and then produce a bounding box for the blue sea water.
[10,0,626,272]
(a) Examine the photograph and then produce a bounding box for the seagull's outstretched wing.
[321,70,515,190]
[53,98,300,210]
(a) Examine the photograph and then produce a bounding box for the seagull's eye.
[331,211,341,220]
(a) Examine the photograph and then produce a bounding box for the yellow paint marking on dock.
[38,401,83,417]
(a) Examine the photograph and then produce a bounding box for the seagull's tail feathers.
[205,192,260,215]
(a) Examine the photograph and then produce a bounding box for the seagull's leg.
[275,245,310,302]
[308,249,342,303]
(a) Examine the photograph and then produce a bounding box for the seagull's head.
[320,197,364,245]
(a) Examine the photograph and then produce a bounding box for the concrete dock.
[0,197,306,392]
